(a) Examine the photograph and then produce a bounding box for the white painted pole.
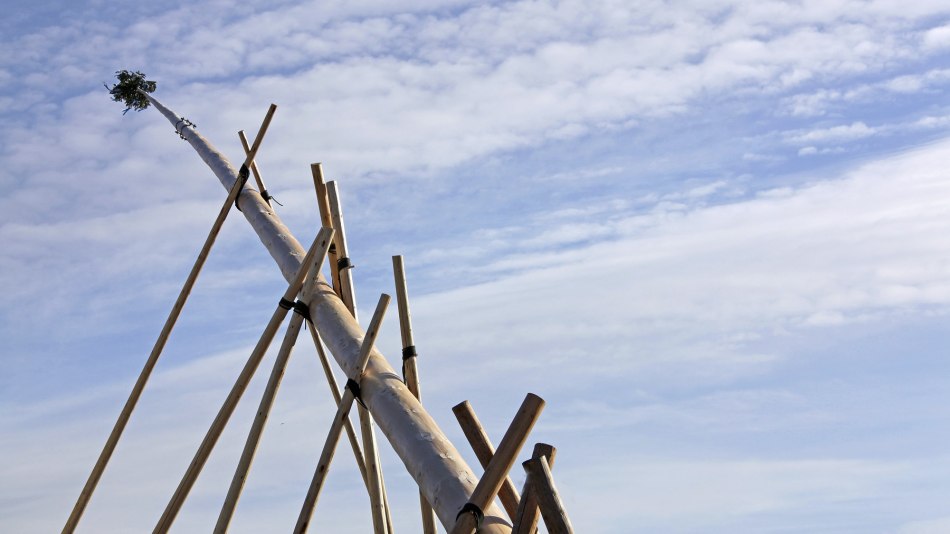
[142,94,509,532]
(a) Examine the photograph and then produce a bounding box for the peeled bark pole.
[393,255,438,534]
[449,394,545,534]
[62,104,277,534]
[522,457,573,534]
[294,294,390,533]
[143,93,508,532]
[511,444,556,534]
[452,401,522,520]
[153,228,334,533]
[213,240,331,533]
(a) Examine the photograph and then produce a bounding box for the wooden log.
[511,444,556,534]
[522,457,573,534]
[449,394,545,534]
[451,401,522,521]
[62,105,275,534]
[213,247,329,533]
[393,255,438,534]
[142,93,510,532]
[309,164,340,296]
[238,130,271,205]
[152,228,334,533]
[294,295,390,533]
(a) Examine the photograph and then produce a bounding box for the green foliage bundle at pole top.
[107,70,157,114]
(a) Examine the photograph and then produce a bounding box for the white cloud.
[787,121,877,144]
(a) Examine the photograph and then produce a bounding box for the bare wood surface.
[213,245,330,533]
[144,93,510,532]
[62,106,276,534]
[294,295,390,533]
[393,255,438,534]
[152,228,334,533]
[309,164,340,294]
[511,444,556,534]
[238,130,270,204]
[326,181,357,321]
[449,394,545,534]
[451,401,522,520]
[522,456,573,534]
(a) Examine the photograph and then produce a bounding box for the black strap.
[456,502,484,528]
[292,300,311,322]
[345,378,366,408]
[278,297,294,310]
[337,257,354,271]
[401,345,417,361]
[233,164,250,212]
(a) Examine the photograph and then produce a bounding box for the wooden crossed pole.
[62,104,277,534]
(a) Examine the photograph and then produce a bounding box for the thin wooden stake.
[306,326,368,483]
[310,164,340,298]
[326,181,357,321]
[238,130,270,205]
[511,444,556,534]
[294,294,391,534]
[449,394,545,534]
[452,401,522,521]
[62,105,276,534]
[152,228,334,533]
[213,241,330,533]
[522,456,573,534]
[393,255,438,534]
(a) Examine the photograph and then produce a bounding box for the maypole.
[139,85,510,530]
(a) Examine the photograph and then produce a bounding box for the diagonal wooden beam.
[511,443,556,534]
[449,394,545,534]
[522,456,573,534]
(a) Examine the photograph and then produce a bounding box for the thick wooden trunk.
[145,95,510,532]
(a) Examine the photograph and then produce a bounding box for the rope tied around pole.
[278,297,312,323]
[174,116,196,139]
[337,256,354,271]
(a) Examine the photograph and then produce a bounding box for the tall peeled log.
[136,88,510,531]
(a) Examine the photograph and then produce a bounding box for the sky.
[1,0,950,532]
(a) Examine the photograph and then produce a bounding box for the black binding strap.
[456,502,484,528]
[401,345,417,361]
[233,164,251,212]
[279,298,311,322]
[345,378,365,408]
[337,257,354,271]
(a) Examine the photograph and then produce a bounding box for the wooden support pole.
[294,295,390,533]
[305,326,368,483]
[310,164,340,298]
[326,181,357,320]
[143,93,510,532]
[152,228,334,533]
[62,104,276,534]
[213,241,330,533]
[451,401,522,521]
[522,457,573,534]
[393,255,438,534]
[238,130,271,205]
[511,444,556,534]
[449,394,545,534]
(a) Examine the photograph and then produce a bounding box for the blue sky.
[2,1,950,532]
